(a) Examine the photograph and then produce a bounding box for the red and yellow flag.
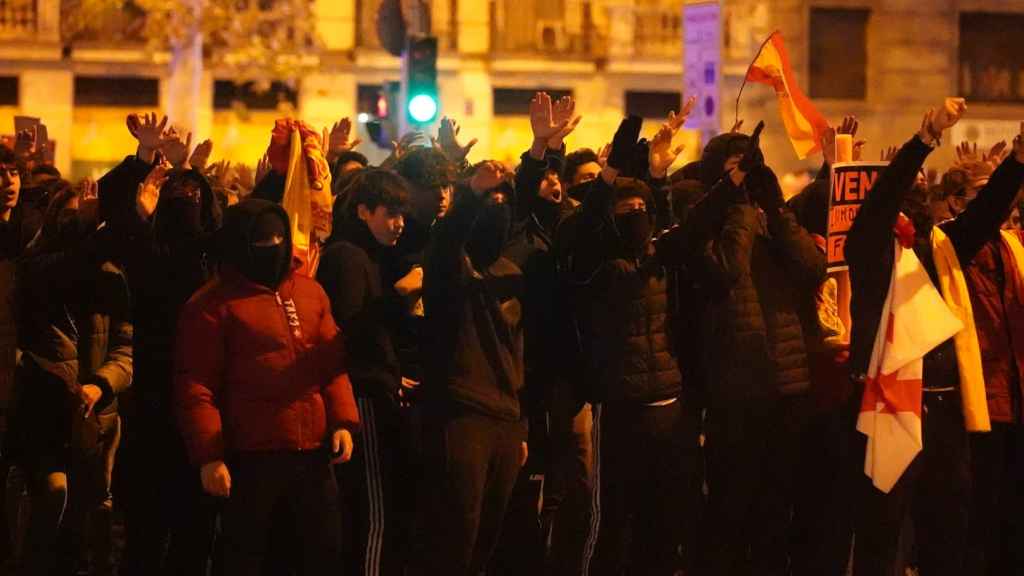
[745,31,828,159]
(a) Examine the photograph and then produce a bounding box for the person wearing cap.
[175,198,359,575]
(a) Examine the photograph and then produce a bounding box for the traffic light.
[404,36,438,125]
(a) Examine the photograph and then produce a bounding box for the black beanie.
[699,133,750,190]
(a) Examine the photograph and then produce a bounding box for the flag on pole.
[742,31,829,159]
[856,237,964,493]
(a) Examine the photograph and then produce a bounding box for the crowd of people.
[0,91,1022,576]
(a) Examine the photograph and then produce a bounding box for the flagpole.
[734,30,778,131]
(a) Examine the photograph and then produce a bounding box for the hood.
[217,198,293,274]
[700,132,750,190]
[153,169,221,241]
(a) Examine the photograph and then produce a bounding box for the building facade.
[0,0,1022,179]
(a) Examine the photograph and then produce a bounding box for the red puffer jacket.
[175,270,359,466]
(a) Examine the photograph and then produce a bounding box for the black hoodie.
[128,169,220,421]
[423,188,526,425]
[317,218,404,403]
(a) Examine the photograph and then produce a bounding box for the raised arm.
[942,122,1024,264]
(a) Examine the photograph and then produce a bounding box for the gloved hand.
[746,164,784,214]
[608,115,643,171]
[738,120,766,173]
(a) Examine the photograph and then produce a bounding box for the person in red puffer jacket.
[175,198,359,576]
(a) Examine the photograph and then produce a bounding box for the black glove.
[608,115,643,171]
[746,164,784,214]
[738,120,766,173]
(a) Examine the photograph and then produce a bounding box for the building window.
[493,88,573,116]
[213,81,298,110]
[809,8,868,100]
[74,76,159,107]
[960,12,1024,103]
[625,91,682,119]
[0,77,17,106]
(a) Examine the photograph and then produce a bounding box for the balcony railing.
[0,0,37,38]
[490,0,605,58]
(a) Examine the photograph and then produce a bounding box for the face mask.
[158,197,202,239]
[243,243,290,288]
[567,182,590,203]
[467,203,512,270]
[614,210,652,256]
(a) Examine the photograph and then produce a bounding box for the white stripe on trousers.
[581,403,602,576]
[358,399,385,576]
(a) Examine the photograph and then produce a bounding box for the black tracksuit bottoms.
[583,399,699,576]
[419,406,524,576]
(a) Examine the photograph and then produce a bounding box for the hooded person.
[418,161,528,575]
[120,167,224,575]
[7,182,132,576]
[175,198,359,575]
[315,169,422,576]
[566,115,698,576]
[676,121,826,575]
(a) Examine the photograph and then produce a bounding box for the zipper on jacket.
[276,290,305,447]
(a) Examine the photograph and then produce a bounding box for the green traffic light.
[408,94,438,123]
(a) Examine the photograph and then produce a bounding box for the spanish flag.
[744,31,828,159]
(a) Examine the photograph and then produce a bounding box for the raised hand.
[160,128,193,169]
[881,145,899,162]
[597,142,611,167]
[837,116,866,161]
[470,160,507,195]
[189,139,213,171]
[14,128,36,159]
[930,97,967,134]
[1013,122,1024,163]
[437,116,478,163]
[649,123,686,179]
[389,131,422,163]
[985,140,1009,168]
[547,96,582,149]
[955,141,979,165]
[128,113,169,164]
[821,126,838,166]
[255,153,271,185]
[529,92,570,143]
[667,95,698,130]
[323,118,362,163]
[136,162,170,220]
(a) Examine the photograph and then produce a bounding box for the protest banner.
[828,161,888,272]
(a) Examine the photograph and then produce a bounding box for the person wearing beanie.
[175,198,359,575]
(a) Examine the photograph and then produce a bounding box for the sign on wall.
[683,2,721,138]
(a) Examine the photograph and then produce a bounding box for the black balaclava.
[699,133,751,190]
[531,193,561,233]
[614,209,652,256]
[467,198,512,271]
[242,210,290,288]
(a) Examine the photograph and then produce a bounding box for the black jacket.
[317,221,404,403]
[423,189,525,424]
[846,136,1024,381]
[569,176,682,405]
[685,176,825,401]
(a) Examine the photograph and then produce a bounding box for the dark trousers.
[221,451,342,576]
[966,422,1024,576]
[120,412,218,576]
[584,400,699,576]
[853,391,971,576]
[544,386,593,576]
[703,395,816,576]
[340,397,420,576]
[18,411,120,576]
[420,408,524,576]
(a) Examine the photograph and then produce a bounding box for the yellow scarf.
[928,227,1024,432]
